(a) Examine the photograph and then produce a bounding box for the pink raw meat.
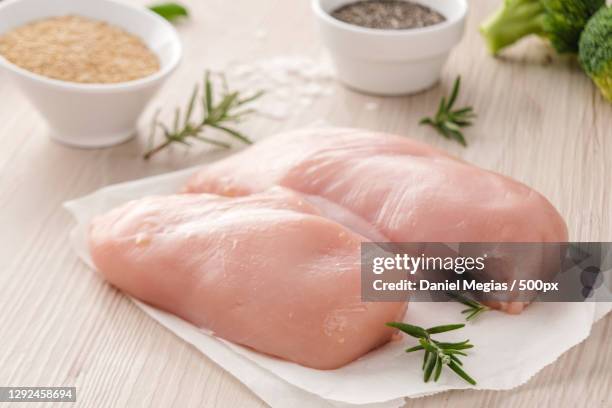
[89,187,407,369]
[183,128,568,313]
[184,128,567,243]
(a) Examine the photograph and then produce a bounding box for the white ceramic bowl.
[0,0,182,148]
[312,0,467,95]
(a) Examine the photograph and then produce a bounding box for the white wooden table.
[0,0,610,406]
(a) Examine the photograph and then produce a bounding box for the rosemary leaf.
[173,108,180,133]
[205,72,214,114]
[446,350,468,356]
[434,340,473,350]
[238,90,266,106]
[419,338,437,354]
[193,135,231,149]
[447,76,460,108]
[426,324,465,334]
[450,354,463,366]
[448,361,477,385]
[433,355,443,381]
[423,353,436,382]
[438,343,474,351]
[210,92,240,122]
[447,292,491,321]
[386,322,429,338]
[184,85,198,126]
[208,124,253,145]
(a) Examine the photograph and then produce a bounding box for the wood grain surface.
[0,0,610,407]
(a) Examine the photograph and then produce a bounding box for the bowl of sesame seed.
[312,0,467,95]
[0,0,182,148]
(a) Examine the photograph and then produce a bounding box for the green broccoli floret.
[480,0,604,55]
[579,6,612,102]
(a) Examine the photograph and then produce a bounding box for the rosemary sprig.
[144,71,263,160]
[386,322,477,385]
[447,292,491,321]
[419,76,475,147]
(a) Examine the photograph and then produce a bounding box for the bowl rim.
[0,0,183,93]
[311,0,468,37]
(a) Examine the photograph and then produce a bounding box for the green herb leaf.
[423,353,436,382]
[149,3,189,22]
[426,324,465,334]
[419,338,438,354]
[205,71,214,114]
[433,354,443,381]
[448,361,477,385]
[184,84,198,126]
[450,354,463,366]
[445,350,468,356]
[419,75,475,147]
[447,76,460,109]
[208,124,253,145]
[447,292,491,321]
[436,342,474,351]
[386,322,428,338]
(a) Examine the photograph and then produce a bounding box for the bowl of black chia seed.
[312,0,467,95]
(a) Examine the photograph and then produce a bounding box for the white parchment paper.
[64,166,611,408]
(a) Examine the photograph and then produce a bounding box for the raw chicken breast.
[89,187,407,369]
[183,128,569,313]
[184,128,567,243]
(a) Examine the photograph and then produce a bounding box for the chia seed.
[331,0,446,30]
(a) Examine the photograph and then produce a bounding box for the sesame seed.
[0,15,160,84]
